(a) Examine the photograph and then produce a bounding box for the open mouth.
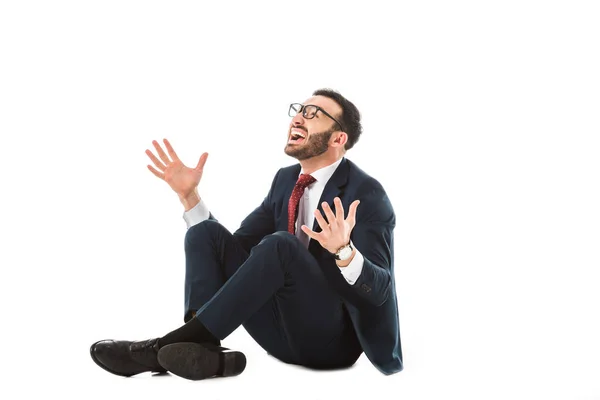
[288,129,306,144]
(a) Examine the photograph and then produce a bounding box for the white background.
[1,1,599,399]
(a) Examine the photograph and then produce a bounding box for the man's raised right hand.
[145,138,208,210]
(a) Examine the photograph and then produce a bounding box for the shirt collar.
[299,157,344,185]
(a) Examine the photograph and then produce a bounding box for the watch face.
[339,246,352,260]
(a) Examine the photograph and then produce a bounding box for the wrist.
[336,248,356,267]
[332,241,354,264]
[179,189,200,212]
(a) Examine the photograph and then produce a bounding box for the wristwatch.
[334,242,354,261]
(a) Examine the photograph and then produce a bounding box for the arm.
[231,169,280,253]
[346,189,395,306]
[181,170,281,254]
[336,243,365,285]
[301,184,395,306]
[145,138,278,247]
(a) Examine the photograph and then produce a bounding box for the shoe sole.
[157,342,246,381]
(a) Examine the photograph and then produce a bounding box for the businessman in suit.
[90,88,403,380]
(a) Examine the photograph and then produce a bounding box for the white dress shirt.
[183,158,364,285]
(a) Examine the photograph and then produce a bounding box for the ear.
[332,132,348,147]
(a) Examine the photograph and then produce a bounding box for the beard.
[284,129,335,161]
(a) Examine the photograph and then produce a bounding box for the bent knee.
[184,220,226,248]
[270,231,297,241]
[260,231,298,248]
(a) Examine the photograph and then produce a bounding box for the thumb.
[347,200,360,226]
[195,152,209,170]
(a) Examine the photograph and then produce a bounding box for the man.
[90,88,403,380]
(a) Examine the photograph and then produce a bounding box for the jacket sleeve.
[347,187,395,306]
[231,169,281,253]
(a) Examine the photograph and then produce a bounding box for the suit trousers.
[183,219,363,369]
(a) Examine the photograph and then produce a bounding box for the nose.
[291,112,305,126]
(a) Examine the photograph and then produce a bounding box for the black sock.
[158,317,220,348]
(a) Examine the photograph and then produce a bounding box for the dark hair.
[312,88,362,151]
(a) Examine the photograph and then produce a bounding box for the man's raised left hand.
[301,197,360,254]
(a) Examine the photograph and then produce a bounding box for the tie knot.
[296,174,316,189]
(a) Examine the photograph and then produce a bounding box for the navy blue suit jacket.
[227,157,403,375]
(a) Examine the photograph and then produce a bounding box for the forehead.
[303,95,342,116]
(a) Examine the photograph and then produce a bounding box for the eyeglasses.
[288,103,344,131]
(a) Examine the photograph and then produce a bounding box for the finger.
[314,209,331,233]
[147,164,165,180]
[145,149,166,171]
[321,201,337,226]
[195,152,209,171]
[346,200,361,226]
[300,225,319,240]
[152,140,171,165]
[334,197,345,222]
[163,138,180,162]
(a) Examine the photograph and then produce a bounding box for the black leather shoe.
[157,342,246,381]
[90,338,166,377]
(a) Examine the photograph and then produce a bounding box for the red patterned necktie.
[288,173,317,234]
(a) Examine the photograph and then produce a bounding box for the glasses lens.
[289,103,302,117]
[304,105,317,119]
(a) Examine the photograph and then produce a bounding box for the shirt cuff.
[182,198,210,228]
[338,244,364,285]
